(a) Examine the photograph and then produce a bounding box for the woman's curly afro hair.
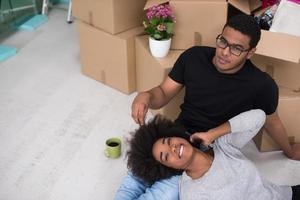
[126,115,188,184]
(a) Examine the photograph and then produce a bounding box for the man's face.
[152,137,194,169]
[213,26,255,74]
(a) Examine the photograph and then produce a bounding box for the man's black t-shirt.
[169,46,278,133]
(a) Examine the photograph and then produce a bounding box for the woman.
[126,109,299,200]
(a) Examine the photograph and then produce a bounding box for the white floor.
[0,9,299,200]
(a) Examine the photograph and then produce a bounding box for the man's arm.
[264,111,300,160]
[131,77,183,125]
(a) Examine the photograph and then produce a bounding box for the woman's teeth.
[179,145,183,158]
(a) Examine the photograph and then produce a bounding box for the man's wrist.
[140,91,151,101]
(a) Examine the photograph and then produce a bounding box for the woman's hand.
[190,121,231,147]
[190,132,214,147]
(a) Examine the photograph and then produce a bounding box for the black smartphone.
[183,131,210,151]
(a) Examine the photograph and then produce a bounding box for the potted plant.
[143,4,176,58]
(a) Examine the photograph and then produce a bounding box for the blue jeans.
[114,171,180,200]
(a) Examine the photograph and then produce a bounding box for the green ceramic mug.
[105,137,121,159]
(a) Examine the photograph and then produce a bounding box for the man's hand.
[285,143,300,160]
[131,92,151,125]
[264,112,300,161]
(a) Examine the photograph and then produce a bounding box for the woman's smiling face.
[152,137,194,170]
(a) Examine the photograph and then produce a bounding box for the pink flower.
[146,4,174,21]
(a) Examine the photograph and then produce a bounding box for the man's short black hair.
[224,14,261,48]
[126,115,187,184]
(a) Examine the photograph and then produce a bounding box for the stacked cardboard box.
[73,0,146,94]
[78,23,144,93]
[251,49,300,152]
[73,0,146,34]
[253,87,300,151]
[170,0,227,49]
[249,24,300,152]
[135,35,184,120]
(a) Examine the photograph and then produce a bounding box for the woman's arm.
[228,109,266,149]
[190,109,266,149]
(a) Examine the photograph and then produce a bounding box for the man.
[131,14,300,159]
[115,14,300,199]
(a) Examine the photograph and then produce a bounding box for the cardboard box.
[143,0,260,18]
[73,0,146,34]
[135,35,184,120]
[247,53,300,152]
[273,61,300,92]
[231,2,300,63]
[255,30,300,63]
[78,21,144,94]
[144,0,169,9]
[228,0,261,15]
[253,87,300,152]
[170,0,227,49]
[251,54,300,91]
[250,54,274,75]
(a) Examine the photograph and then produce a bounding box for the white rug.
[0,8,299,200]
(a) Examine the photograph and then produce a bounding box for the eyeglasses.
[216,34,251,56]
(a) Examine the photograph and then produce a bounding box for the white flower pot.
[149,37,171,58]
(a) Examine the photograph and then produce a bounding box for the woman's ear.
[246,47,256,59]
